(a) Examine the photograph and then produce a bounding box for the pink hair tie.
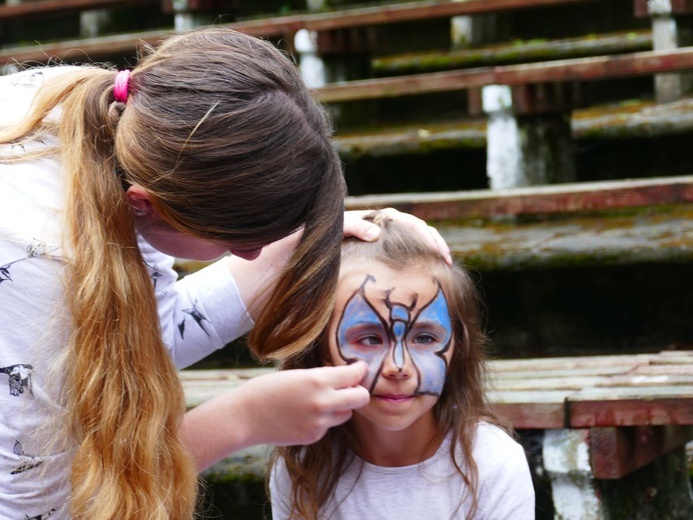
[113,70,131,103]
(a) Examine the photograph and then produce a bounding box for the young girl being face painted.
[324,259,454,436]
[270,212,535,520]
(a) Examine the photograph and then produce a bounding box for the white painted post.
[482,85,525,190]
[80,10,111,39]
[294,29,326,89]
[543,429,606,520]
[450,0,499,48]
[482,84,576,189]
[647,0,693,103]
[172,0,215,32]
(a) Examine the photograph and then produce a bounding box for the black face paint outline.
[335,274,452,396]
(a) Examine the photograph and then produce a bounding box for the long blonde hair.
[273,212,500,520]
[1,27,346,519]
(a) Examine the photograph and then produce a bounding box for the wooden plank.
[0,0,606,64]
[373,29,653,73]
[491,401,566,429]
[0,30,171,64]
[0,0,150,20]
[490,367,645,380]
[492,376,616,391]
[435,206,693,270]
[223,0,604,38]
[317,47,693,103]
[628,365,693,376]
[180,367,273,407]
[568,392,693,427]
[589,425,693,479]
[346,176,693,221]
[488,353,655,372]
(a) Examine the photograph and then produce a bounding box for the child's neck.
[347,414,445,467]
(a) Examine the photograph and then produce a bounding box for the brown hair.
[273,212,501,520]
[1,27,345,519]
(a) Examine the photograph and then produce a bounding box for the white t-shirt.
[270,422,535,520]
[0,67,253,518]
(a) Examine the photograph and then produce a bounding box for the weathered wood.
[347,176,693,220]
[334,98,693,158]
[0,30,171,64]
[222,0,606,38]
[569,393,693,427]
[0,0,606,65]
[490,401,567,429]
[373,30,653,74]
[182,351,693,431]
[589,425,693,479]
[0,0,152,20]
[317,47,693,103]
[180,367,272,408]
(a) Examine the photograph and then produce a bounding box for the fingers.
[379,208,453,265]
[427,225,453,266]
[316,360,368,388]
[329,385,370,412]
[343,210,380,241]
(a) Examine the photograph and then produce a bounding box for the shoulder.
[471,422,536,519]
[0,66,82,123]
[472,422,528,474]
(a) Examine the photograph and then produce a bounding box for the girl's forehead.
[337,260,441,304]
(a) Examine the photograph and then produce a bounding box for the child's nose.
[381,342,414,379]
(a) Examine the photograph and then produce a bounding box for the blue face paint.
[335,275,453,396]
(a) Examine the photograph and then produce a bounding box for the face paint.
[336,275,452,396]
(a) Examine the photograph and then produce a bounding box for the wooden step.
[346,176,693,270]
[174,176,693,274]
[183,350,693,481]
[318,46,693,103]
[335,97,693,158]
[0,0,608,65]
[373,30,652,74]
[0,0,154,21]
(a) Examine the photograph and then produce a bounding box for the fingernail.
[364,227,380,241]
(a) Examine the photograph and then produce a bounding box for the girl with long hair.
[0,28,448,519]
[270,212,534,519]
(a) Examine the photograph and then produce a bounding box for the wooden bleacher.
[0,0,154,20]
[345,175,693,269]
[4,1,693,518]
[182,349,693,481]
[0,0,640,69]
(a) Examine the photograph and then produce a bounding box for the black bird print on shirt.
[143,260,163,290]
[177,301,210,339]
[0,240,58,288]
[0,261,17,284]
[0,364,33,396]
[26,239,57,259]
[24,507,57,520]
[11,441,43,475]
[10,71,43,89]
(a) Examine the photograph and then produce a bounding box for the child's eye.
[358,335,384,347]
[412,333,437,345]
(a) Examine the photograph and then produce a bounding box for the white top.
[0,67,253,518]
[270,422,536,520]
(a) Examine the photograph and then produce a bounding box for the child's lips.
[375,394,413,403]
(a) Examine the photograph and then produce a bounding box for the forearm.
[180,387,256,472]
[179,364,370,471]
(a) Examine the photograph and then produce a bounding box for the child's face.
[325,259,454,433]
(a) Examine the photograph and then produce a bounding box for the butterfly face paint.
[335,273,453,396]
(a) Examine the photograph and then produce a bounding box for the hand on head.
[344,208,452,265]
